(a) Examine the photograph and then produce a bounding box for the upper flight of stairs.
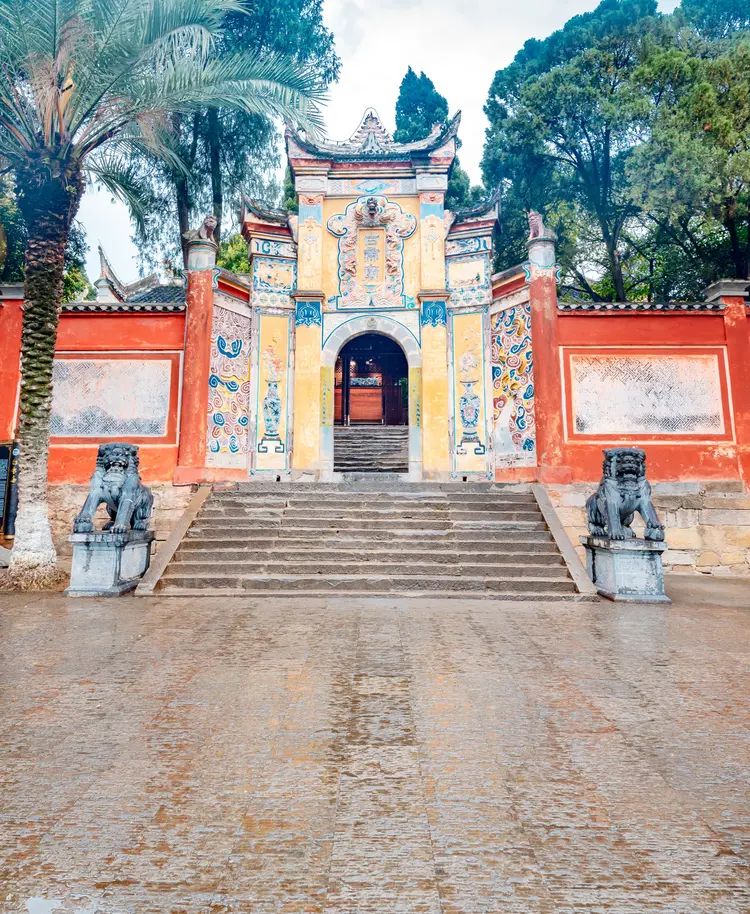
[158,482,594,601]
[334,425,409,474]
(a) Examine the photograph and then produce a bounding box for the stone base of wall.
[546,481,750,577]
[48,484,195,563]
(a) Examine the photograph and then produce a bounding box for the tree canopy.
[394,67,482,211]
[481,0,750,300]
[133,0,340,269]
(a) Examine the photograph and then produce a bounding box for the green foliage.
[482,0,750,299]
[132,0,339,269]
[62,224,95,303]
[394,67,484,210]
[680,0,750,40]
[0,178,25,282]
[482,0,661,301]
[282,167,299,214]
[216,233,250,275]
[630,31,750,283]
[394,68,449,143]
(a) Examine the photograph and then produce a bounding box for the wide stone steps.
[175,547,562,563]
[160,572,577,595]
[334,425,409,473]
[157,480,592,601]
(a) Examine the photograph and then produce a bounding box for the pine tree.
[394,68,482,209]
[394,68,449,143]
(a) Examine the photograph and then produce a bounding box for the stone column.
[420,293,451,479]
[417,175,451,479]
[707,279,750,484]
[176,222,218,475]
[292,292,325,477]
[292,186,325,478]
[525,213,569,483]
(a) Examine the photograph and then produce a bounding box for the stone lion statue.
[182,214,217,244]
[586,447,664,541]
[73,443,153,535]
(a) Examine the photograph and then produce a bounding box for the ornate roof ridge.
[287,111,461,161]
[558,300,725,312]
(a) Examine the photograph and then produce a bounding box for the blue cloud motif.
[238,415,249,427]
[209,440,221,452]
[229,436,240,453]
[217,336,242,358]
[524,384,534,399]
[213,412,225,427]
[209,373,220,388]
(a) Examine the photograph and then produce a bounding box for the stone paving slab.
[0,577,749,912]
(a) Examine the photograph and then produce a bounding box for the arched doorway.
[335,333,408,426]
[320,316,422,480]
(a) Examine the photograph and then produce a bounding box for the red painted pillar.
[176,229,218,475]
[526,216,570,483]
[709,280,750,484]
[0,289,23,440]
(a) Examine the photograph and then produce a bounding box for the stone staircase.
[334,425,409,473]
[158,483,592,601]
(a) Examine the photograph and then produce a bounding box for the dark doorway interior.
[334,333,408,425]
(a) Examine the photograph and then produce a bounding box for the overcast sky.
[79,0,679,284]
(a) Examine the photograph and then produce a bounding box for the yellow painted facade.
[242,109,498,481]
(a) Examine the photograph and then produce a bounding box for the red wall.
[0,304,186,484]
[490,285,750,484]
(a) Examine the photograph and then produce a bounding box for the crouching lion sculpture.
[73,443,153,534]
[586,447,664,541]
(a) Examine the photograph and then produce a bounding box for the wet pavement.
[1,578,749,913]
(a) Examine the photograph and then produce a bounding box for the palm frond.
[86,151,154,235]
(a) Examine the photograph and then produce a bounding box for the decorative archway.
[320,315,422,480]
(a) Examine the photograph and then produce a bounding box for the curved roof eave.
[286,112,462,162]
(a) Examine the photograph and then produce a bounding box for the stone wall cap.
[0,283,24,300]
[559,300,724,313]
[704,279,750,302]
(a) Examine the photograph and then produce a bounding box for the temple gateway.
[1,108,750,578]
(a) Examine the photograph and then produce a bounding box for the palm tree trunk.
[7,161,83,587]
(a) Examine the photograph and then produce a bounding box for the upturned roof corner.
[285,109,462,164]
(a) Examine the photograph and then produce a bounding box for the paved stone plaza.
[1,579,749,913]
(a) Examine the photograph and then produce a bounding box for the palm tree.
[0,0,323,587]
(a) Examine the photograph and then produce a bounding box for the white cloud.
[78,0,682,283]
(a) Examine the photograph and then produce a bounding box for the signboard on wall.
[0,441,19,541]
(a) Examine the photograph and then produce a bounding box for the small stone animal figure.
[586,447,664,541]
[73,443,153,534]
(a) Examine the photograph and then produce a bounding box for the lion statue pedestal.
[581,448,670,604]
[66,443,155,597]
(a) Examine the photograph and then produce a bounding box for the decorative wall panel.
[207,306,251,468]
[255,313,291,472]
[251,256,296,308]
[446,254,491,307]
[451,310,489,476]
[51,359,171,437]
[328,177,416,197]
[326,195,417,309]
[570,353,725,436]
[491,305,536,467]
